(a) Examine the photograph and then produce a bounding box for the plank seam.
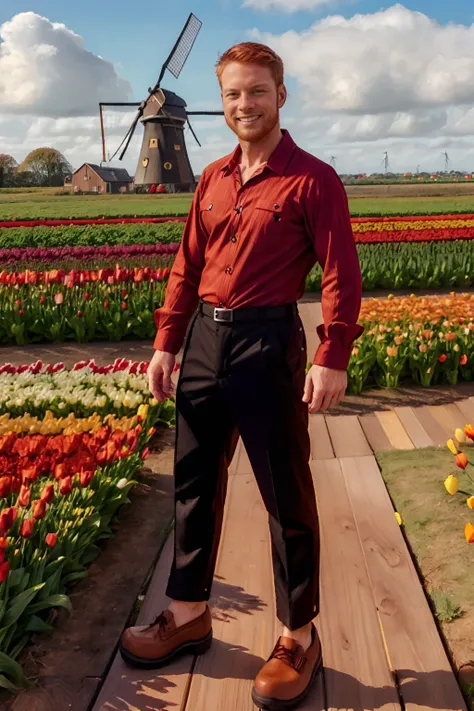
[338,456,404,709]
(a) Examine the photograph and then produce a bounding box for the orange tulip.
[455,453,468,469]
[465,424,474,441]
[467,496,474,510]
[32,500,47,520]
[465,522,474,543]
[460,354,468,366]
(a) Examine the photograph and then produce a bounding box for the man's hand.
[148,350,176,402]
[303,364,347,413]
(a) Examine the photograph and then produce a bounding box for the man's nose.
[238,93,256,111]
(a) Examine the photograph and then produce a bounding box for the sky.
[0,0,473,176]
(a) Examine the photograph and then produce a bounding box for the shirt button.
[231,235,237,243]
[219,302,225,307]
[274,203,280,210]
[225,266,233,274]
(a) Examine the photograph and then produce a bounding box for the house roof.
[74,163,133,183]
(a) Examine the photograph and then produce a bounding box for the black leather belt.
[199,300,297,324]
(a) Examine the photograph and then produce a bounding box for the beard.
[225,101,280,143]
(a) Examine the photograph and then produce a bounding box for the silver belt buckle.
[214,307,233,323]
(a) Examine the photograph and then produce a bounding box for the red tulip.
[121,289,127,298]
[0,476,11,498]
[18,309,24,316]
[0,537,8,550]
[0,560,10,583]
[460,354,468,366]
[141,447,151,461]
[15,299,21,306]
[84,292,90,300]
[21,518,35,538]
[45,532,58,548]
[40,484,54,503]
[104,300,110,309]
[79,470,94,487]
[39,295,46,304]
[438,353,447,363]
[0,507,17,534]
[32,499,47,520]
[59,476,73,496]
[121,302,127,309]
[18,485,31,507]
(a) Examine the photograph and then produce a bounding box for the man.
[120,41,364,709]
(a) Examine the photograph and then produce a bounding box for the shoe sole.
[119,629,213,669]
[251,653,323,711]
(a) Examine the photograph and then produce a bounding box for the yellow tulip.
[394,512,402,526]
[444,474,459,496]
[467,496,474,510]
[446,439,459,455]
[455,428,467,444]
[137,404,149,420]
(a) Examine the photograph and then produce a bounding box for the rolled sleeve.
[304,166,365,371]
[153,175,208,353]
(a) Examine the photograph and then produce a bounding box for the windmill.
[329,156,337,171]
[441,151,450,173]
[382,151,389,174]
[99,13,224,192]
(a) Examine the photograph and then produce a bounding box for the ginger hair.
[216,42,284,88]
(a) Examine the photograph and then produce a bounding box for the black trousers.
[165,301,320,630]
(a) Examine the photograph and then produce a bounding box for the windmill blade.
[154,13,202,91]
[99,102,141,163]
[186,116,201,147]
[187,111,225,116]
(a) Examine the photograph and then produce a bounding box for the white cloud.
[0,12,132,117]
[251,4,474,115]
[243,0,337,11]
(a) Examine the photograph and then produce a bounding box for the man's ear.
[278,84,287,109]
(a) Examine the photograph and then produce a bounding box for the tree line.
[0,149,72,188]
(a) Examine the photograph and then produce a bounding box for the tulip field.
[1,197,474,690]
[0,357,175,689]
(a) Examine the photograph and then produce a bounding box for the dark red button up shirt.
[154,129,364,370]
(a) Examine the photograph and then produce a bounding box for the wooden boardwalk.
[92,301,469,711]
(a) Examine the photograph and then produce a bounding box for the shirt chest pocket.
[199,196,236,238]
[254,200,290,238]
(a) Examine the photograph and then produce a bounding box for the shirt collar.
[220,129,296,177]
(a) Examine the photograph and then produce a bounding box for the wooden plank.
[229,437,242,476]
[453,398,474,424]
[310,459,400,711]
[375,411,415,450]
[92,533,193,711]
[185,474,298,710]
[393,407,434,449]
[309,414,335,459]
[428,403,467,438]
[358,413,393,452]
[411,406,449,447]
[341,456,468,711]
[325,415,372,458]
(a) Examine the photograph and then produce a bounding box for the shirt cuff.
[313,322,365,370]
[153,329,183,354]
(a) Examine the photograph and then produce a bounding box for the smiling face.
[220,62,287,143]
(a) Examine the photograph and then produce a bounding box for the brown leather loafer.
[119,606,212,669]
[252,624,323,710]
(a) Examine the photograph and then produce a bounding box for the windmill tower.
[329,156,337,171]
[99,13,224,192]
[382,151,389,174]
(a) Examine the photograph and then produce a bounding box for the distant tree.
[0,154,18,188]
[19,148,72,187]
